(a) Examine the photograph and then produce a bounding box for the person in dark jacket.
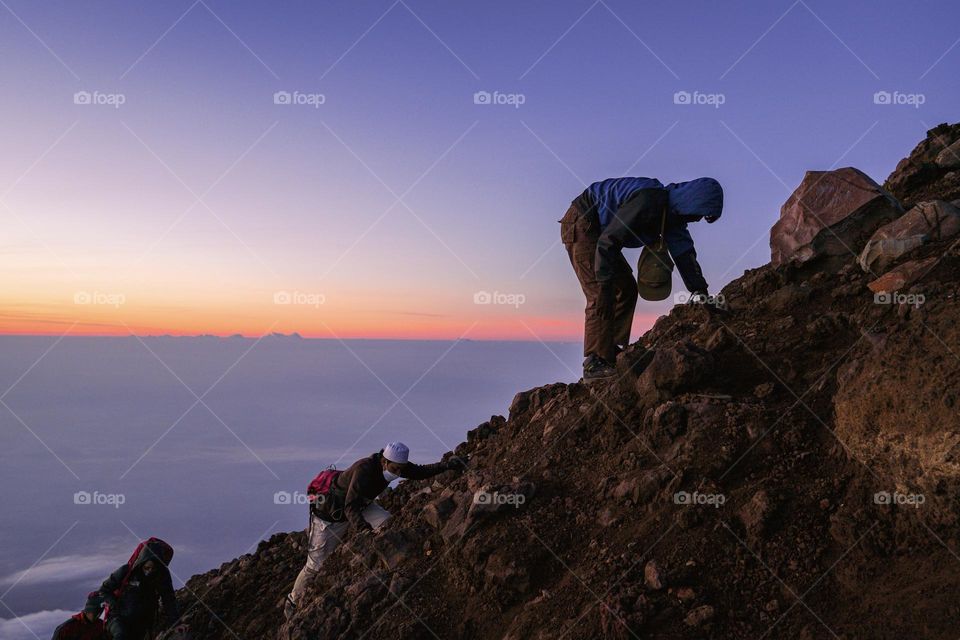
[560,176,724,381]
[50,593,108,640]
[97,544,179,640]
[286,442,467,620]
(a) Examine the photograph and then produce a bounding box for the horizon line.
[0,331,582,343]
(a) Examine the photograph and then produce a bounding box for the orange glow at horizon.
[0,306,663,342]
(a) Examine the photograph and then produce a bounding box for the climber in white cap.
[383,441,409,465]
[285,442,467,620]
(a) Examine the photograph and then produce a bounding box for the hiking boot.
[583,355,616,382]
[284,595,297,621]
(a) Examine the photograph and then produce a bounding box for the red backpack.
[307,469,342,504]
[103,538,174,617]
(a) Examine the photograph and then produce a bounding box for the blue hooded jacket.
[586,176,723,283]
[582,177,665,228]
[665,177,724,221]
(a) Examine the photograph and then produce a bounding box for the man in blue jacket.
[560,176,723,381]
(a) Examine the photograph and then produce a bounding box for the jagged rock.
[936,138,960,168]
[509,384,566,421]
[754,382,775,399]
[598,507,619,527]
[765,283,809,313]
[388,572,411,596]
[440,492,473,542]
[676,586,696,602]
[636,340,712,406]
[612,476,641,501]
[467,415,505,443]
[344,572,384,598]
[652,401,687,438]
[644,560,665,590]
[539,401,573,442]
[617,343,654,378]
[684,604,715,627]
[509,390,532,418]
[859,200,960,272]
[703,325,733,352]
[886,122,960,207]
[867,256,938,293]
[739,490,773,543]
[484,550,531,598]
[422,494,456,529]
[373,531,415,571]
[770,167,902,266]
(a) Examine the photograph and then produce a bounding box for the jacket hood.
[666,177,723,219]
[132,544,171,571]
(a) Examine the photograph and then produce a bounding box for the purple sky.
[1,0,958,340]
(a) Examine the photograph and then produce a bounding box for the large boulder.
[770,167,902,266]
[885,122,960,207]
[859,200,960,273]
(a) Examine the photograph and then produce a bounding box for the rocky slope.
[164,123,960,640]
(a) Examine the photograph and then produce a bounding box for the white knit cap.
[383,441,409,464]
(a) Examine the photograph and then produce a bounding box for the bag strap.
[656,199,668,250]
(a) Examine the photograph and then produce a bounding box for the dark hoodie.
[98,545,178,627]
[313,451,450,531]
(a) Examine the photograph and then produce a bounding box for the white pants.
[288,503,390,605]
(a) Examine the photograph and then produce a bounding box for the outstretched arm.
[401,461,452,480]
[671,244,708,295]
[98,565,127,610]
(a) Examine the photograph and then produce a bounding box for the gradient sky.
[2,1,958,340]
